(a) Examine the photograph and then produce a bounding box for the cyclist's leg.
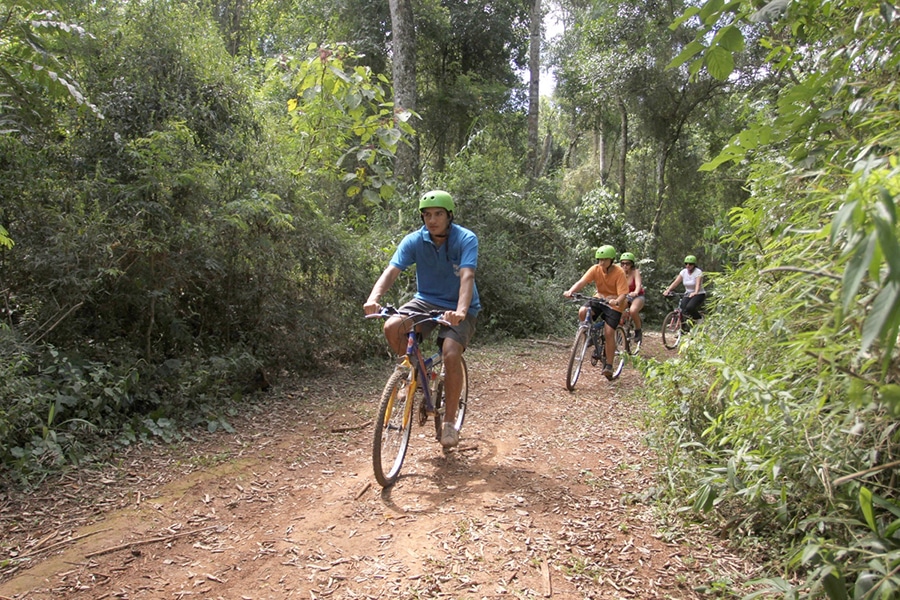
[437,314,476,446]
[382,315,409,356]
[599,305,622,368]
[440,337,464,424]
[387,298,438,355]
[687,294,707,319]
[578,303,591,322]
[683,294,706,323]
[629,295,645,341]
[586,299,603,350]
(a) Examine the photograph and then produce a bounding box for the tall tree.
[417,0,530,170]
[553,0,740,262]
[388,0,419,185]
[526,0,541,179]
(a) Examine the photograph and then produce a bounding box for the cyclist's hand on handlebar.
[562,290,574,298]
[363,300,381,315]
[442,310,466,326]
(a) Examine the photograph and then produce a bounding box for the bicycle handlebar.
[566,292,611,305]
[365,305,452,326]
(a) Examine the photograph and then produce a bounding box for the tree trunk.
[595,129,608,184]
[618,98,628,213]
[388,0,420,185]
[648,143,669,260]
[537,131,552,176]
[526,0,541,179]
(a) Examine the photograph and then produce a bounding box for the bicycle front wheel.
[662,311,682,349]
[373,367,414,487]
[433,355,468,441]
[566,327,589,391]
[611,326,627,379]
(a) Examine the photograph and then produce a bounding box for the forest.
[1,0,899,597]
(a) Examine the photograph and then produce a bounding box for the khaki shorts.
[399,298,477,349]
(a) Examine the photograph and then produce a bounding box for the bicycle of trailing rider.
[661,292,703,349]
[365,306,468,488]
[619,295,641,355]
[565,293,628,391]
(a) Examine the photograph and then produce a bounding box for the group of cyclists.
[564,246,707,376]
[364,189,706,450]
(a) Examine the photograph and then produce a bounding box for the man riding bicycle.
[563,245,628,380]
[363,190,481,448]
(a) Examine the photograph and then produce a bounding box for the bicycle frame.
[399,328,441,418]
[368,306,468,487]
[661,293,686,350]
[369,308,444,425]
[565,293,627,390]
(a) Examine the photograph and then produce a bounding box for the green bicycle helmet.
[419,190,455,213]
[620,252,636,263]
[595,245,616,259]
[684,254,697,264]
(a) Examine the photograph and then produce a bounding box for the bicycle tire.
[611,326,627,379]
[373,367,414,487]
[662,311,682,349]
[433,355,468,441]
[566,326,589,391]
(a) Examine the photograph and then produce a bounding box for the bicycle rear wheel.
[566,327,589,391]
[433,355,468,441]
[373,367,414,487]
[611,326,627,379]
[662,311,682,349]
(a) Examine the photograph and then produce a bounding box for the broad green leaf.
[820,571,848,600]
[705,46,735,81]
[0,224,13,249]
[859,486,877,533]
[715,25,745,52]
[699,0,725,24]
[667,40,705,70]
[861,280,900,352]
[841,231,875,312]
[670,6,701,29]
[830,199,859,245]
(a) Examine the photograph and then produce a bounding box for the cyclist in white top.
[663,254,706,321]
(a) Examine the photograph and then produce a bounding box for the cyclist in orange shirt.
[563,245,629,380]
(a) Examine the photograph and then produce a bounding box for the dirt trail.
[0,335,756,599]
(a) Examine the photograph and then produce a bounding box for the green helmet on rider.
[620,252,636,264]
[419,190,455,214]
[595,245,616,260]
[684,254,697,265]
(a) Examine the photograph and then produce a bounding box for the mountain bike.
[365,306,468,488]
[620,295,641,355]
[565,293,628,391]
[661,292,704,349]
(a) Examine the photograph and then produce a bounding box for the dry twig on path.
[14,528,113,560]
[84,525,221,558]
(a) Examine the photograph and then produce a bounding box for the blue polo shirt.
[390,223,482,316]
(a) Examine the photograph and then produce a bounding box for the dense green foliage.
[642,0,900,597]
[4,0,897,597]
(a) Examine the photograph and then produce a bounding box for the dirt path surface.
[0,335,757,599]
